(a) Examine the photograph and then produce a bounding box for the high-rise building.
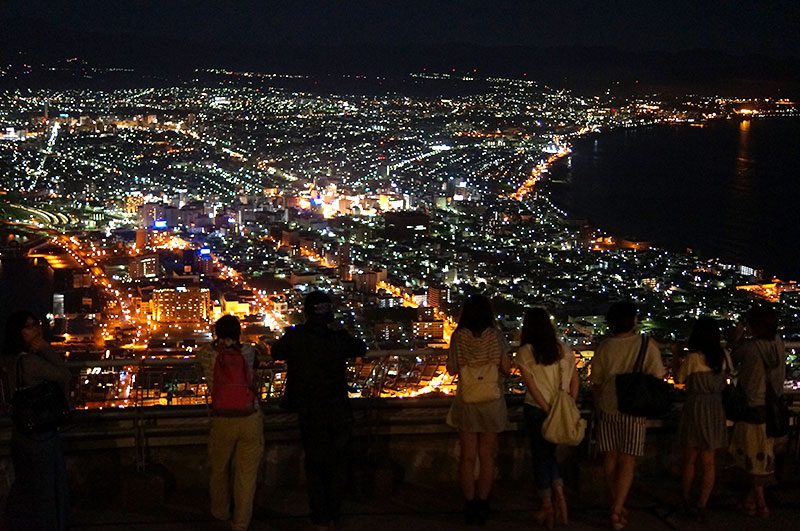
[129,254,160,280]
[134,229,151,251]
[427,285,449,309]
[151,287,212,323]
[138,203,165,229]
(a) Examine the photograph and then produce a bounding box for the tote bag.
[542,360,586,446]
[615,336,672,418]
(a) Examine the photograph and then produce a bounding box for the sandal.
[610,511,627,530]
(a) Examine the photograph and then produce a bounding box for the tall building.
[134,229,151,251]
[151,287,212,323]
[427,285,449,309]
[138,203,165,229]
[129,254,160,280]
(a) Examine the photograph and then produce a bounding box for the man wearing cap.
[271,291,367,531]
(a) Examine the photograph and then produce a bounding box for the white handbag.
[541,361,586,446]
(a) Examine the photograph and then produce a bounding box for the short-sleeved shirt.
[516,341,574,409]
[677,351,712,384]
[731,337,786,407]
[590,334,665,415]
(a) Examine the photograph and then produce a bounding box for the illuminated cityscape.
[1,2,800,525]
[1,67,798,409]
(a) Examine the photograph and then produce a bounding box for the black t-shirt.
[271,322,367,417]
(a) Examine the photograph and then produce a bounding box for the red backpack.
[211,345,256,416]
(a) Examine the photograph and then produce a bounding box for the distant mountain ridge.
[2,16,798,95]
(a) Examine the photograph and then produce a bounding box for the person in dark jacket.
[271,291,366,531]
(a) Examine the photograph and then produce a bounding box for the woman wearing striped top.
[446,295,512,525]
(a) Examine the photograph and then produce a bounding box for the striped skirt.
[597,411,647,456]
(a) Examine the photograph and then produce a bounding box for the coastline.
[541,117,800,281]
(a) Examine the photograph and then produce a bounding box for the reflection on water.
[549,119,800,278]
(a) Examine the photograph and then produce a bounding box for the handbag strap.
[556,357,564,392]
[633,335,649,373]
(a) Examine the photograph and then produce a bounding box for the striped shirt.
[446,327,508,373]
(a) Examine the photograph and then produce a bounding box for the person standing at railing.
[590,301,665,530]
[674,316,729,523]
[270,290,367,531]
[728,305,787,518]
[197,314,264,531]
[516,308,579,528]
[445,294,512,526]
[2,310,72,531]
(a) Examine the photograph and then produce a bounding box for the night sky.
[2,1,799,87]
[4,0,799,56]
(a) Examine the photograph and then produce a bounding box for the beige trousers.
[209,412,264,531]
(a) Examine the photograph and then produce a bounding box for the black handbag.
[723,382,751,422]
[615,336,672,418]
[11,354,71,434]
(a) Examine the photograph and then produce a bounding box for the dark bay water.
[549,118,800,279]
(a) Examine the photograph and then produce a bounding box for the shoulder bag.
[722,349,751,421]
[542,359,586,446]
[11,354,71,433]
[615,336,672,418]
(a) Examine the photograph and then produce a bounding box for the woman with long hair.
[676,316,728,522]
[517,308,579,528]
[446,294,512,525]
[2,311,72,531]
[729,305,786,518]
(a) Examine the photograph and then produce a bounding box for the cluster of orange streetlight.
[510,147,571,201]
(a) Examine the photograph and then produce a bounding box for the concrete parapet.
[0,398,684,512]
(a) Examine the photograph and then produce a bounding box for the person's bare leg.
[603,450,619,497]
[682,446,698,505]
[553,483,568,525]
[611,454,636,516]
[476,432,497,500]
[458,430,478,500]
[697,450,716,509]
[753,483,768,517]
